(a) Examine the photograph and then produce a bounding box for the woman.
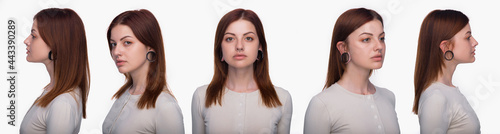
[191,8,293,134]
[413,9,480,134]
[20,8,90,134]
[304,8,400,133]
[102,9,184,134]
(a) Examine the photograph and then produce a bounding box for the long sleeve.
[46,100,79,134]
[191,89,205,134]
[304,96,331,134]
[418,91,449,134]
[277,92,293,134]
[156,101,185,134]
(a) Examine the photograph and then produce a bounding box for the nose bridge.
[236,37,243,50]
[473,37,479,47]
[24,36,30,46]
[374,38,384,50]
[112,43,122,56]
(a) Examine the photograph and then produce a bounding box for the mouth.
[233,54,247,60]
[371,55,383,61]
[26,48,30,54]
[115,60,126,66]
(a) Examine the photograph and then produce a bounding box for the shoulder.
[273,86,290,97]
[50,89,81,108]
[194,85,209,96]
[156,91,178,105]
[374,86,395,99]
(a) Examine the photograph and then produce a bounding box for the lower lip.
[234,55,246,60]
[116,61,125,66]
[372,57,383,61]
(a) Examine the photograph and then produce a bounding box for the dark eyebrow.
[243,32,256,36]
[31,29,36,34]
[379,32,385,37]
[120,36,132,41]
[465,31,471,35]
[359,32,373,36]
[224,33,236,36]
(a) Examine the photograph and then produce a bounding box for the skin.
[437,24,478,87]
[221,19,262,93]
[336,20,385,95]
[109,24,154,95]
[24,20,55,90]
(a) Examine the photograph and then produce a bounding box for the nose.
[472,36,478,47]
[374,39,384,52]
[24,36,30,46]
[112,44,123,58]
[236,39,244,52]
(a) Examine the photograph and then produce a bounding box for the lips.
[233,54,247,60]
[371,55,383,61]
[115,59,126,66]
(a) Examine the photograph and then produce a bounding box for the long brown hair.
[413,9,469,114]
[324,8,383,89]
[205,9,281,108]
[34,8,90,118]
[106,9,171,109]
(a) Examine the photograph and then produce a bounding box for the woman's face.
[344,20,386,70]
[24,20,51,63]
[109,24,151,74]
[450,24,478,63]
[221,19,261,69]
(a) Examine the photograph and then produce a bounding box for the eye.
[380,37,385,42]
[245,37,253,41]
[225,37,234,42]
[124,41,132,45]
[31,34,35,39]
[362,38,370,42]
[467,36,472,40]
[110,42,117,47]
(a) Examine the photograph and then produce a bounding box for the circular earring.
[444,50,454,61]
[341,52,350,64]
[257,50,264,61]
[146,51,157,62]
[48,51,53,60]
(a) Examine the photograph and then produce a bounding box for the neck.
[437,61,458,87]
[337,63,374,95]
[226,65,258,93]
[44,60,55,91]
[129,63,150,95]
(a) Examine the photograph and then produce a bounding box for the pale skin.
[336,20,385,95]
[221,19,262,93]
[24,20,55,91]
[437,24,478,87]
[110,24,155,95]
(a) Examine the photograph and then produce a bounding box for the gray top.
[304,83,400,134]
[102,90,184,134]
[418,82,480,134]
[20,88,82,134]
[191,85,293,134]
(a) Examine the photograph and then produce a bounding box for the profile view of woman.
[20,8,90,134]
[102,9,184,134]
[191,8,293,134]
[413,9,480,134]
[304,8,400,133]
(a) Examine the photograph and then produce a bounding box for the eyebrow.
[465,31,471,35]
[224,32,256,36]
[359,32,373,36]
[110,35,133,42]
[31,29,36,34]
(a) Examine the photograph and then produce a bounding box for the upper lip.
[371,54,382,58]
[233,54,247,57]
[115,59,126,63]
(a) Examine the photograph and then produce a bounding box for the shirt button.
[371,105,375,109]
[374,115,378,119]
[239,103,242,106]
[378,125,382,129]
[367,96,371,99]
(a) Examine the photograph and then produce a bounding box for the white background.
[1,0,499,133]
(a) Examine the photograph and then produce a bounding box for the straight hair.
[107,9,172,109]
[205,8,281,108]
[34,8,90,118]
[413,9,469,114]
[324,8,383,89]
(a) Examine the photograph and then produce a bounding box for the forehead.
[225,19,257,34]
[351,20,384,36]
[110,24,135,39]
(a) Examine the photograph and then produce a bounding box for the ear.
[258,44,262,51]
[336,41,348,53]
[439,40,450,53]
[147,46,155,52]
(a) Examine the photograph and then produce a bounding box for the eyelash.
[31,34,35,39]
